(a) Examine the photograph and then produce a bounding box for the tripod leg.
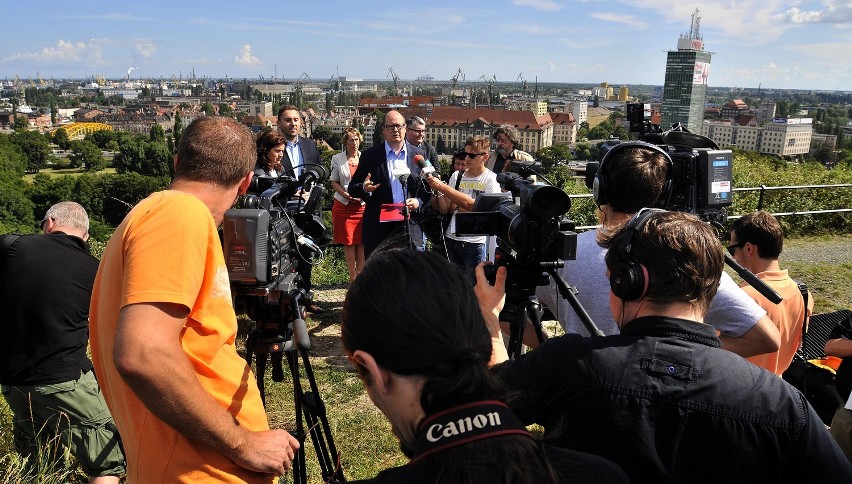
[524,297,546,347]
[502,304,526,360]
[286,350,308,484]
[299,350,344,482]
[255,352,268,406]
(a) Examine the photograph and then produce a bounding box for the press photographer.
[341,249,628,483]
[536,135,780,357]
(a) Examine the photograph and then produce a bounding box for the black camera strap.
[0,234,20,257]
[410,400,532,463]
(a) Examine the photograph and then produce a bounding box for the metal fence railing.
[570,183,852,230]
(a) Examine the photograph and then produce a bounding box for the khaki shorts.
[2,370,126,477]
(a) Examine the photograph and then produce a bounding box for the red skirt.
[332,198,364,245]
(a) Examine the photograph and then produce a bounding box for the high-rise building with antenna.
[661,8,712,133]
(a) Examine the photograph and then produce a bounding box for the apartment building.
[418,106,553,154]
[701,118,813,156]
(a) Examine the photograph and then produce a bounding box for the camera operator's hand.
[231,428,301,476]
[475,262,509,365]
[363,174,380,193]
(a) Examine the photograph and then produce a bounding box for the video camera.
[455,161,577,267]
[222,164,330,316]
[455,161,578,357]
[587,124,734,226]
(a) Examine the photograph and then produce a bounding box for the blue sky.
[2,1,851,91]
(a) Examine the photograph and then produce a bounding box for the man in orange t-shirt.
[90,116,299,483]
[729,210,813,376]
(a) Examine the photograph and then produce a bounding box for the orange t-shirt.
[90,190,271,483]
[743,269,814,376]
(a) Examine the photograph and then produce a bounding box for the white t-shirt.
[445,170,500,244]
[536,228,767,337]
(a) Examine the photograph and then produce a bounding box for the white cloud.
[512,0,563,12]
[778,1,852,24]
[3,39,102,63]
[135,41,156,58]
[234,44,261,66]
[590,12,649,29]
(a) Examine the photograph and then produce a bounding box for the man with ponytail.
[341,249,627,483]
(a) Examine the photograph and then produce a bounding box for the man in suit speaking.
[348,110,429,257]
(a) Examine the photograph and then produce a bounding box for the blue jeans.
[445,238,486,279]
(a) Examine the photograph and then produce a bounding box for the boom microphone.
[298,164,329,189]
[414,154,438,178]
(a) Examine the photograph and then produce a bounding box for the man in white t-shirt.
[536,141,781,358]
[426,135,500,278]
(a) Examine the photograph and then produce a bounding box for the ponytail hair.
[342,250,560,484]
[341,250,499,412]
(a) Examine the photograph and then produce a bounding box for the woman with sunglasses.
[426,136,501,278]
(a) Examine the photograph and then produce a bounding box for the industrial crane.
[517,72,527,92]
[387,67,400,95]
[451,68,464,87]
[479,74,497,108]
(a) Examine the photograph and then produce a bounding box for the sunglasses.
[464,152,486,159]
[726,242,745,256]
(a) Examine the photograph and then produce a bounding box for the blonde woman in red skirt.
[330,127,366,281]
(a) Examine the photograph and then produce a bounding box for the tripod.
[243,287,345,483]
[496,252,605,358]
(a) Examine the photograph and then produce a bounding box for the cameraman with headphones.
[479,210,852,482]
[536,142,780,357]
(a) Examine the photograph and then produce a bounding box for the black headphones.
[609,208,666,301]
[592,141,673,208]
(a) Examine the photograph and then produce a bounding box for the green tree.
[112,136,146,174]
[574,142,592,160]
[69,140,105,171]
[10,129,51,172]
[535,144,573,170]
[312,125,333,143]
[143,140,173,177]
[173,111,184,149]
[149,123,166,142]
[436,135,446,154]
[201,102,215,116]
[13,114,29,130]
[372,111,385,146]
[52,127,71,150]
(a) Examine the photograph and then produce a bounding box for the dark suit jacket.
[419,140,439,165]
[281,136,322,177]
[349,141,429,256]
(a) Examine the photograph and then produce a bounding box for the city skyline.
[2,1,851,92]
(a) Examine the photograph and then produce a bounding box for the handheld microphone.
[392,165,411,184]
[414,154,438,178]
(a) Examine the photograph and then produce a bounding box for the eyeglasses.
[464,152,486,159]
[726,242,745,256]
[408,128,425,135]
[383,124,405,131]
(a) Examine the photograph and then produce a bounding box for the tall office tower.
[661,9,711,133]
